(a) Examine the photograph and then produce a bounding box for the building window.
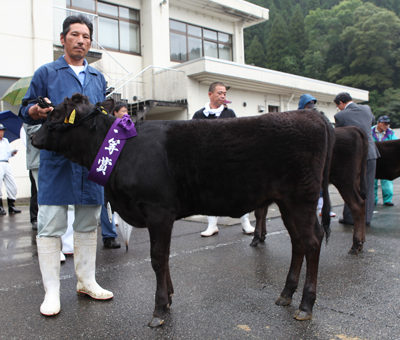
[268,105,279,113]
[67,0,140,54]
[170,20,232,62]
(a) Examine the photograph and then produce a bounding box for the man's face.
[377,121,389,132]
[60,23,91,62]
[0,130,4,140]
[115,106,128,119]
[208,86,226,108]
[336,101,346,111]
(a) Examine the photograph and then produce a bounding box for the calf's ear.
[98,98,115,115]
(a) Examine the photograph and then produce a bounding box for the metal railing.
[106,66,187,104]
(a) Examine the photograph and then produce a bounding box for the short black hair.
[113,102,128,115]
[61,15,93,42]
[209,82,226,93]
[334,92,352,105]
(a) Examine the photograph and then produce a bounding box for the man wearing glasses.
[334,92,379,226]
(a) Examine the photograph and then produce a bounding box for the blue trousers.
[101,204,118,241]
[374,179,393,204]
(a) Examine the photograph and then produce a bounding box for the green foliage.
[368,88,400,128]
[306,0,321,15]
[246,35,265,67]
[288,5,308,74]
[243,0,400,116]
[338,3,400,91]
[265,13,290,71]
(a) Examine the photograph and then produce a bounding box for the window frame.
[68,0,141,55]
[169,19,232,63]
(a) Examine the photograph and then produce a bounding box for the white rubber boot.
[74,230,113,300]
[240,213,255,234]
[201,216,219,237]
[317,197,323,211]
[37,236,61,316]
[318,197,336,217]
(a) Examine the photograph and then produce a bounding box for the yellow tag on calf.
[101,106,108,115]
[69,109,76,124]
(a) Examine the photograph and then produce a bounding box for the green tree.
[245,35,265,67]
[288,5,308,74]
[306,0,320,15]
[265,13,290,71]
[368,88,400,128]
[302,0,363,80]
[368,0,400,15]
[280,0,294,21]
[338,3,400,91]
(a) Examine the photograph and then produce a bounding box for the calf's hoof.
[275,295,292,306]
[168,293,173,307]
[348,244,363,255]
[148,317,164,328]
[294,310,312,321]
[249,240,259,247]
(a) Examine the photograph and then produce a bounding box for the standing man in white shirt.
[0,123,21,215]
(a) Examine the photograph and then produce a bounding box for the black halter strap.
[22,96,56,109]
[47,106,105,152]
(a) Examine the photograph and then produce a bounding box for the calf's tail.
[358,128,368,200]
[321,118,335,243]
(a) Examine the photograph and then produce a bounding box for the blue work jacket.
[19,56,105,205]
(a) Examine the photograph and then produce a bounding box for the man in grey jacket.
[334,92,378,226]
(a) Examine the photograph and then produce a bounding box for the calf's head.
[31,93,114,163]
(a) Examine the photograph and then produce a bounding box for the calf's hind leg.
[147,219,174,328]
[277,202,323,321]
[250,207,268,247]
[340,187,366,254]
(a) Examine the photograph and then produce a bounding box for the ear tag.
[101,106,108,115]
[69,109,76,124]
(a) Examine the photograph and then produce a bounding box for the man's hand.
[28,97,53,120]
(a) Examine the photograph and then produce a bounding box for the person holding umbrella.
[0,123,21,215]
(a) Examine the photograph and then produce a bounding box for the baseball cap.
[0,124,7,130]
[378,115,391,123]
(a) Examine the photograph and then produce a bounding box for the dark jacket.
[192,107,236,120]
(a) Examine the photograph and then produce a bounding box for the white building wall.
[0,0,366,199]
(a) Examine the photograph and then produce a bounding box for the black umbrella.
[0,110,23,143]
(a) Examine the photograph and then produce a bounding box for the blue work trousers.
[101,204,118,241]
[374,179,393,204]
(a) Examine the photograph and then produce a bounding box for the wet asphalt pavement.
[1,181,400,340]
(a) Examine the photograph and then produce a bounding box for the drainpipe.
[286,93,295,111]
[264,95,268,113]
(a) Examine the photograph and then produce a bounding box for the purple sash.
[88,114,137,186]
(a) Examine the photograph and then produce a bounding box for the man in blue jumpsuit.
[372,115,398,206]
[19,15,114,316]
